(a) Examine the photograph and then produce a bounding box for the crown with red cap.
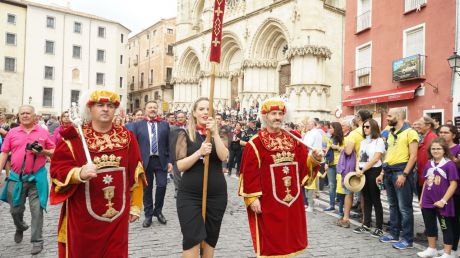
[86,90,120,107]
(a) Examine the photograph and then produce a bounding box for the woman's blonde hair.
[188,97,209,142]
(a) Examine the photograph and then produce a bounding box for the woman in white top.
[353,119,386,237]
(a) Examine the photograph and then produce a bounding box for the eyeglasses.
[363,125,370,129]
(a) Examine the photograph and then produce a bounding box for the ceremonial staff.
[68,102,93,165]
[202,0,225,235]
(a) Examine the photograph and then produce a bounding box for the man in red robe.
[239,97,322,257]
[50,90,145,258]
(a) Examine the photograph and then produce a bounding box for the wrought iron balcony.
[351,67,372,88]
[356,10,371,33]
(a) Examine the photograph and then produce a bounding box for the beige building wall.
[127,18,176,114]
[0,0,26,115]
[174,0,345,122]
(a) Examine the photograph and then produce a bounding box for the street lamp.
[447,51,460,75]
[28,96,32,104]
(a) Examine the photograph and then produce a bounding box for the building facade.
[173,0,345,121]
[342,0,456,124]
[22,2,130,115]
[0,0,26,115]
[127,18,175,113]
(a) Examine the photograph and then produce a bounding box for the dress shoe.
[31,244,43,255]
[155,213,167,225]
[142,218,152,228]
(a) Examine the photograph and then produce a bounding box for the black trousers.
[227,148,242,175]
[143,156,167,218]
[362,166,383,229]
[422,208,455,245]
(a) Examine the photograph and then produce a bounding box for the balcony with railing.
[351,67,372,88]
[356,10,371,33]
[392,54,426,82]
[404,0,426,13]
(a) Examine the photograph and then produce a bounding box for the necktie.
[151,122,158,154]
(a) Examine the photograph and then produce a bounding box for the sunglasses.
[363,125,370,129]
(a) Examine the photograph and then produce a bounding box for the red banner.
[209,0,225,63]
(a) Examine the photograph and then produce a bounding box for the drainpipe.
[452,0,459,120]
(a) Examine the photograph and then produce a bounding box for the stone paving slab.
[0,172,425,257]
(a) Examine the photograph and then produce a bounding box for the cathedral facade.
[173,0,345,121]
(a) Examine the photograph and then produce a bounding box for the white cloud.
[28,0,177,35]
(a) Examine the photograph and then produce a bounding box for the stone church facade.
[173,0,345,121]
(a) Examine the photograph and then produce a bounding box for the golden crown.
[271,151,295,164]
[93,154,121,169]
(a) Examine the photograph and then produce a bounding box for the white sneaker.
[434,253,455,258]
[437,250,458,258]
[418,247,438,258]
[306,206,314,212]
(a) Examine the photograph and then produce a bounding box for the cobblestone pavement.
[0,172,426,258]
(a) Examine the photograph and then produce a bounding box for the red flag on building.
[209,0,225,63]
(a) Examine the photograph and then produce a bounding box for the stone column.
[285,45,332,121]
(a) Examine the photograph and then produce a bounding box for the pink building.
[342,0,456,125]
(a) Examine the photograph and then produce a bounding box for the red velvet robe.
[50,124,144,258]
[239,129,319,257]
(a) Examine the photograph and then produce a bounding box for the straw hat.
[344,172,366,193]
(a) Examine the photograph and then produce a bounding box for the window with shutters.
[353,42,372,88]
[404,24,424,57]
[98,27,105,38]
[43,88,53,107]
[166,67,172,82]
[356,0,371,33]
[6,33,16,45]
[4,57,15,72]
[97,49,105,62]
[74,22,81,33]
[71,90,80,104]
[73,45,81,59]
[7,14,16,24]
[46,16,55,29]
[391,23,425,81]
[96,73,105,85]
[44,66,54,80]
[149,69,153,84]
[45,40,54,54]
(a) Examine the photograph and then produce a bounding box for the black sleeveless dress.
[176,130,228,250]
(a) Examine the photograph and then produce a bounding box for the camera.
[26,141,43,152]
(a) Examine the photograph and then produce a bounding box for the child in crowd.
[417,138,458,258]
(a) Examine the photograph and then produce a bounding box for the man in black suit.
[133,101,172,227]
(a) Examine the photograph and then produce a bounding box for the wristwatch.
[402,172,409,177]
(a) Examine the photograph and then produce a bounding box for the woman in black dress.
[175,97,229,258]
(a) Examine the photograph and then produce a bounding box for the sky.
[29,0,177,35]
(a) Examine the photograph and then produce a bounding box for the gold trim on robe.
[53,167,82,193]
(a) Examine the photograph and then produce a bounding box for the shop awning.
[342,85,420,107]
